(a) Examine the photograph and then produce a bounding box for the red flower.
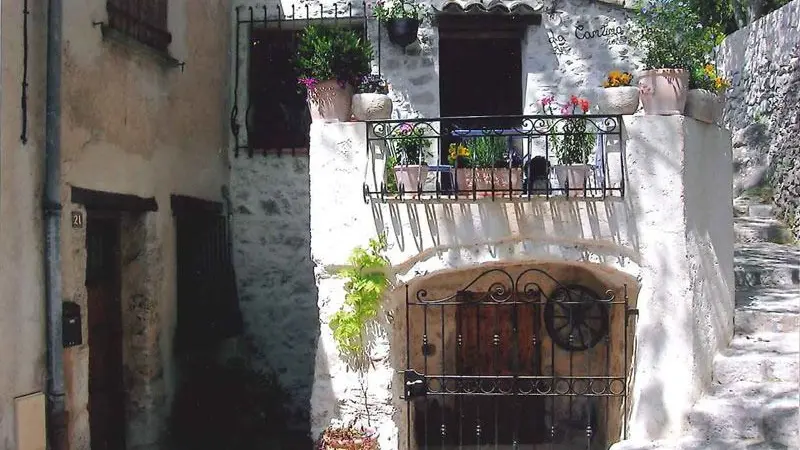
[570,95,579,105]
[580,99,590,113]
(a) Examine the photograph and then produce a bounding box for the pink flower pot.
[394,165,429,193]
[455,168,523,196]
[307,79,354,122]
[638,68,689,115]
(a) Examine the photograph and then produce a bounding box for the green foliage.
[373,0,425,23]
[553,118,596,165]
[632,0,716,70]
[465,136,510,168]
[329,235,390,358]
[385,153,399,193]
[394,123,432,165]
[294,25,373,87]
[687,0,793,35]
[689,63,731,92]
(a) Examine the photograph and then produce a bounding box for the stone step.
[736,286,800,314]
[734,242,800,288]
[748,204,775,218]
[685,381,799,446]
[712,352,799,384]
[726,331,799,356]
[735,309,800,334]
[734,216,795,244]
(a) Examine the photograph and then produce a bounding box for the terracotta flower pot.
[599,86,640,115]
[386,18,420,48]
[638,68,689,115]
[352,93,393,121]
[684,89,724,124]
[394,165,429,192]
[554,164,591,192]
[454,168,523,195]
[307,79,354,123]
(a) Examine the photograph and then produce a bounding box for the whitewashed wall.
[307,117,734,448]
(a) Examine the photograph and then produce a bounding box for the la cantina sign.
[574,23,626,40]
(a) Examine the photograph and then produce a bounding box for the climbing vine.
[329,234,390,359]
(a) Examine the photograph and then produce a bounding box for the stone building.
[228,0,735,448]
[0,0,236,449]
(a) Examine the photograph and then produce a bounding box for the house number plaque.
[71,211,84,229]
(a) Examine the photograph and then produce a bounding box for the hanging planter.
[373,0,425,49]
[386,18,420,48]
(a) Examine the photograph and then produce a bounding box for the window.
[172,195,242,351]
[107,0,172,52]
[437,14,527,163]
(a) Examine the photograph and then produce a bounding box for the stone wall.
[229,155,319,433]
[716,0,800,235]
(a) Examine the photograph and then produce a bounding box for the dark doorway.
[438,16,524,164]
[86,212,126,450]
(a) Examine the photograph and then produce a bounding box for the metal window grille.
[107,0,172,51]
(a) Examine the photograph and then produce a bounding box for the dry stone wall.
[716,0,800,236]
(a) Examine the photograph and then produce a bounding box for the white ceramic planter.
[599,86,640,115]
[554,164,591,192]
[352,93,393,121]
[685,89,724,124]
[638,68,689,115]
[394,165,429,193]
[307,79,354,122]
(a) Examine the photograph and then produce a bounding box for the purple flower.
[298,76,318,89]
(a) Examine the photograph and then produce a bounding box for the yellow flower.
[704,64,716,76]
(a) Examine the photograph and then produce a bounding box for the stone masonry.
[716,0,800,237]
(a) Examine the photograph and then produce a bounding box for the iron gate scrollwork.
[403,268,635,450]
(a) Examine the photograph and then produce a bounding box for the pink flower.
[297,76,317,89]
[540,95,555,106]
[399,123,413,134]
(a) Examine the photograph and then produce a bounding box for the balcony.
[362,114,625,203]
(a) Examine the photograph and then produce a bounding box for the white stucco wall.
[306,117,733,447]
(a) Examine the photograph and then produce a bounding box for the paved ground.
[612,196,800,450]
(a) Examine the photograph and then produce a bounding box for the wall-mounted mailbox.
[62,302,82,347]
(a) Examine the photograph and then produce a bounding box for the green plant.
[329,234,390,358]
[373,0,425,23]
[690,63,731,92]
[540,95,596,165]
[632,0,716,70]
[466,136,510,168]
[295,25,373,89]
[393,123,432,165]
[385,153,399,193]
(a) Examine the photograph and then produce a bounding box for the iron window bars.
[363,114,626,203]
[106,0,172,52]
[231,2,374,157]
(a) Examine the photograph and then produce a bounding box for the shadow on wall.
[229,155,320,439]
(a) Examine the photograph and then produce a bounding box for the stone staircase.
[613,197,800,450]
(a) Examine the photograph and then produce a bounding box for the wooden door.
[456,293,546,445]
[86,213,126,450]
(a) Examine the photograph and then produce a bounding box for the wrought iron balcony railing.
[362,114,625,203]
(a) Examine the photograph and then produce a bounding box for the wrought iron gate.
[402,268,636,450]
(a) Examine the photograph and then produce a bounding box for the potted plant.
[392,122,431,192]
[373,0,425,49]
[295,25,373,122]
[315,424,379,450]
[632,0,713,115]
[685,63,731,124]
[450,136,522,195]
[599,70,639,115]
[542,95,596,192]
[352,74,393,121]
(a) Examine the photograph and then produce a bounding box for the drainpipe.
[44,0,67,447]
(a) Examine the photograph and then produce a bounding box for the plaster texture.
[229,155,319,433]
[716,0,800,237]
[230,0,643,146]
[0,0,48,449]
[304,117,733,447]
[0,0,232,448]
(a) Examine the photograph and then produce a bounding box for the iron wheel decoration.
[544,285,610,351]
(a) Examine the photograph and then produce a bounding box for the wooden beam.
[70,186,158,212]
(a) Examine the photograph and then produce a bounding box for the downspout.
[44,0,67,447]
